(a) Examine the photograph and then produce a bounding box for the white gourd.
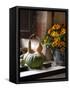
[23,34,45,69]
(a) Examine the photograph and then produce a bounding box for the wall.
[54,12,66,26]
[36,11,52,38]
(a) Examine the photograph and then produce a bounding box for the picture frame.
[9,6,68,84]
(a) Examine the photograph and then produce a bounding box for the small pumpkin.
[23,34,45,69]
[20,54,25,67]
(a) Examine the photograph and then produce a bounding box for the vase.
[53,48,65,66]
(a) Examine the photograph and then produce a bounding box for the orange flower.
[48,29,52,34]
[52,37,62,47]
[53,37,60,42]
[60,41,65,47]
[57,41,62,47]
[60,28,66,35]
[52,24,61,30]
[52,42,57,47]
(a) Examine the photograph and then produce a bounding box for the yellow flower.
[50,31,59,37]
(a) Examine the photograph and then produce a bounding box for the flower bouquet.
[42,24,66,50]
[42,24,66,65]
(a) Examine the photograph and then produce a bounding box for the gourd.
[23,34,45,69]
[20,54,25,67]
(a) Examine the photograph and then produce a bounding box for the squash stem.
[28,34,42,53]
